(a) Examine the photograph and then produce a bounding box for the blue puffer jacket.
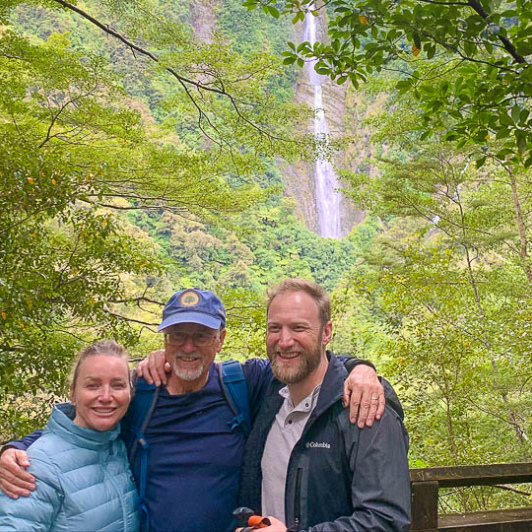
[0,403,139,531]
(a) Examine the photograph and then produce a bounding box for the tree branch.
[419,0,470,5]
[466,0,526,64]
[110,296,164,306]
[106,311,159,328]
[492,484,531,497]
[50,0,284,142]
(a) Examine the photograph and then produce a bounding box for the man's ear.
[322,321,333,346]
[216,328,227,353]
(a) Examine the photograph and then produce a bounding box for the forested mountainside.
[2,0,532,514]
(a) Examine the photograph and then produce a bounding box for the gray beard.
[172,358,205,382]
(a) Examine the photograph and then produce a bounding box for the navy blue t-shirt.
[136,358,271,532]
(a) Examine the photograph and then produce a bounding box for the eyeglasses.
[164,331,219,347]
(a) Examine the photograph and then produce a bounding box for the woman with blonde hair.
[0,340,139,531]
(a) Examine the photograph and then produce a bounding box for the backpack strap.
[128,379,160,532]
[219,360,251,435]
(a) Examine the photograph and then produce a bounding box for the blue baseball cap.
[158,288,226,331]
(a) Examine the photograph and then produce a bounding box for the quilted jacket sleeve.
[0,453,63,531]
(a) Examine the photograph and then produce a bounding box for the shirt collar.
[278,383,322,413]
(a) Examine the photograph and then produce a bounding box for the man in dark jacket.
[238,279,411,531]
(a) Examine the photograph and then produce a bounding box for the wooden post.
[411,480,439,531]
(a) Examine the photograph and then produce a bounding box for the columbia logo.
[306,441,331,449]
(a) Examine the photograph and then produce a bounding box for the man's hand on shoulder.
[0,448,35,499]
[135,349,171,386]
[343,364,385,428]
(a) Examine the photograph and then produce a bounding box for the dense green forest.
[2,0,532,514]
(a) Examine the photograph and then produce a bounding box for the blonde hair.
[266,278,331,326]
[71,340,130,390]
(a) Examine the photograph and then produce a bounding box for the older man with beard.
[238,279,411,532]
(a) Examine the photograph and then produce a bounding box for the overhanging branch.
[50,0,285,142]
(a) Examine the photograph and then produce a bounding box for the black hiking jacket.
[238,353,411,531]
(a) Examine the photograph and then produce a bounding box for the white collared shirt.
[260,384,321,521]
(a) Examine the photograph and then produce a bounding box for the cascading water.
[303,12,342,239]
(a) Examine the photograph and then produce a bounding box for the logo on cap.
[179,289,201,307]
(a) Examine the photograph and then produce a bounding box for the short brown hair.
[71,340,130,390]
[266,279,331,326]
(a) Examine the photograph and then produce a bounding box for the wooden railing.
[410,463,532,531]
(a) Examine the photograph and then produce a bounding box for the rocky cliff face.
[191,0,217,41]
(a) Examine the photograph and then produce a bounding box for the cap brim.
[158,311,222,332]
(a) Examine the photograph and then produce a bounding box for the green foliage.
[5,2,532,520]
[0,0,304,440]
[332,213,532,510]
[246,0,532,166]
[218,0,297,101]
[130,194,376,294]
[331,86,532,508]
[0,27,159,439]
[308,60,532,510]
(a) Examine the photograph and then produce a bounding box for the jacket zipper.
[293,467,302,531]
[104,446,131,531]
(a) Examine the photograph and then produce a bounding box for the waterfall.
[303,12,342,239]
